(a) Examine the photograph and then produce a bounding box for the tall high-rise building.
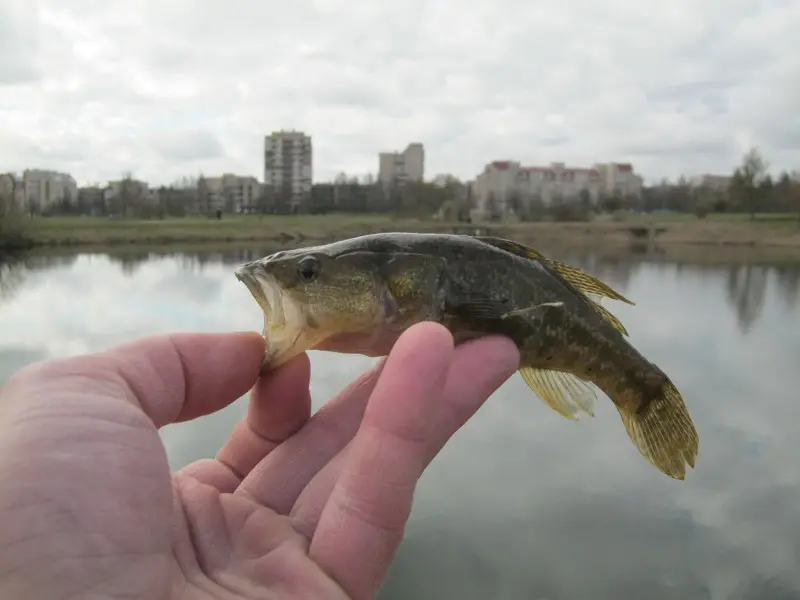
[263,130,312,210]
[378,142,425,189]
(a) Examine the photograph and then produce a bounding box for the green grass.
[26,213,403,245]
[20,210,800,249]
[30,213,392,232]
[631,211,799,223]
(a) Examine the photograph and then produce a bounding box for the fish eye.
[297,256,321,282]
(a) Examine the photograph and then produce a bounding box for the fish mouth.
[235,263,307,368]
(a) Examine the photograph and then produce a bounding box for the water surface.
[1,243,799,599]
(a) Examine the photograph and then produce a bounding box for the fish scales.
[235,232,699,480]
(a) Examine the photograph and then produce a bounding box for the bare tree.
[735,147,769,220]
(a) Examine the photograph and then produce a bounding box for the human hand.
[0,322,519,599]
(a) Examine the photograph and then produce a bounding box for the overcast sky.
[1,0,798,186]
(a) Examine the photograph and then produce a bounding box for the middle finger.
[235,357,386,511]
[290,335,519,538]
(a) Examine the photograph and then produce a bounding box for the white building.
[0,173,23,210]
[378,142,425,188]
[20,169,78,211]
[203,174,261,211]
[473,160,643,217]
[595,162,644,198]
[104,178,158,212]
[264,130,313,210]
[688,174,732,191]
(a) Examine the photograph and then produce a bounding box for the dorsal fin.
[474,236,635,306]
[474,235,632,336]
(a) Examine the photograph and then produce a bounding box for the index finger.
[2,332,265,429]
[308,322,453,600]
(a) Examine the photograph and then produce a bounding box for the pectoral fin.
[449,292,512,322]
[378,252,448,325]
[519,367,597,420]
[380,253,448,302]
[501,301,564,319]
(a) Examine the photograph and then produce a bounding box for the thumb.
[3,332,265,428]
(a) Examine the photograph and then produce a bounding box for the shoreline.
[7,213,800,257]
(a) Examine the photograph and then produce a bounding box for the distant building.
[378,142,425,189]
[203,174,261,212]
[473,160,643,218]
[594,162,643,199]
[0,173,24,210]
[104,178,158,214]
[264,130,313,211]
[20,169,78,211]
[431,173,460,187]
[77,186,105,215]
[688,174,732,191]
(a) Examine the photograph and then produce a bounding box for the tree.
[256,185,275,215]
[790,177,800,228]
[578,188,592,208]
[600,193,622,213]
[484,193,501,220]
[758,174,775,212]
[506,190,523,216]
[0,184,30,250]
[737,147,769,220]
[774,172,793,212]
[196,176,211,216]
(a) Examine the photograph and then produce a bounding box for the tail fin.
[614,380,699,480]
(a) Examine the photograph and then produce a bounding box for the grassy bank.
[19,212,800,254]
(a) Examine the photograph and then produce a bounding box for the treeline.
[20,174,475,222]
[0,191,31,251]
[641,148,800,220]
[491,148,800,223]
[3,147,799,226]
[265,176,473,221]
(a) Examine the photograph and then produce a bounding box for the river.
[1,243,799,599]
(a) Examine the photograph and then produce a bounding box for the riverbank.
[12,212,800,255]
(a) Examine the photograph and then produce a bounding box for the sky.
[1,0,798,187]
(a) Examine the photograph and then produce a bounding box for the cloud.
[0,0,797,185]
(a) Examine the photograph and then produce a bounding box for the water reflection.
[727,266,768,334]
[4,243,798,338]
[1,243,800,598]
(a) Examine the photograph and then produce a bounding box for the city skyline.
[1,2,797,188]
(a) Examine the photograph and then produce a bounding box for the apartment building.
[689,174,732,191]
[473,160,642,217]
[203,173,261,211]
[0,173,24,209]
[19,169,78,211]
[595,162,644,197]
[264,130,312,210]
[378,142,424,188]
[103,178,158,213]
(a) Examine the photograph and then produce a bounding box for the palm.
[171,470,347,599]
[0,326,518,599]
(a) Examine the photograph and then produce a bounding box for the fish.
[234,232,699,480]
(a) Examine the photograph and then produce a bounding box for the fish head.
[235,247,389,367]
